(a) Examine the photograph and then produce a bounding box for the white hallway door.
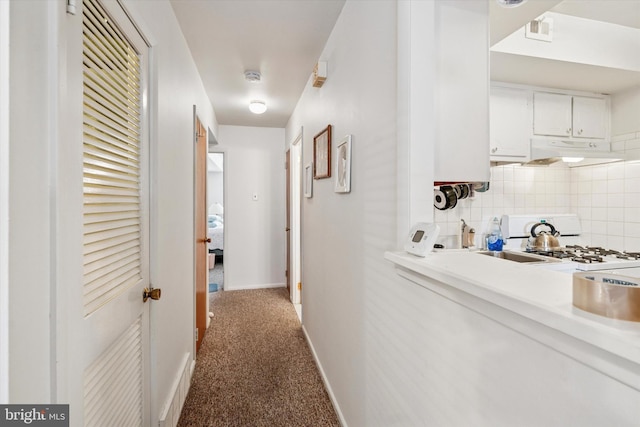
[59,0,153,425]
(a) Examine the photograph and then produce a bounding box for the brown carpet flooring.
[177,288,340,427]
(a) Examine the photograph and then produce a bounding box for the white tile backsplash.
[435,132,640,250]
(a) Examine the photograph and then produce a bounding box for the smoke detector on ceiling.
[496,0,528,8]
[244,71,262,83]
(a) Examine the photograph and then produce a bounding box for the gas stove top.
[525,246,640,271]
[500,214,640,273]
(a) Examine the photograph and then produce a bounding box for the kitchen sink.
[476,250,559,264]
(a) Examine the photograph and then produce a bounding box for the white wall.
[286,1,397,425]
[0,0,10,404]
[207,170,224,212]
[492,12,640,72]
[7,1,216,423]
[8,0,55,402]
[287,1,640,426]
[611,87,640,148]
[217,125,286,290]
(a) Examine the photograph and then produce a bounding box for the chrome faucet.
[461,219,475,249]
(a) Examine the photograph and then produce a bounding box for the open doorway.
[289,129,303,320]
[207,152,225,296]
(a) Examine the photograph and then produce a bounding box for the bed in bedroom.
[207,214,224,260]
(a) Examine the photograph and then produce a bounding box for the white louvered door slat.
[83,124,140,155]
[83,76,140,126]
[83,137,139,164]
[84,318,143,427]
[74,0,151,425]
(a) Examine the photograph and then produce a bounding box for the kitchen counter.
[385,250,640,391]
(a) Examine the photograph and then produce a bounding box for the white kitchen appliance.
[405,222,440,257]
[500,214,640,274]
[525,138,625,167]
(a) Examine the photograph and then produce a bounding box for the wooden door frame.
[289,129,303,305]
[194,109,208,352]
[286,150,291,291]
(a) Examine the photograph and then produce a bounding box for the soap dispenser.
[487,217,504,251]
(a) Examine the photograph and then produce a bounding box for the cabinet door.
[533,92,572,137]
[433,0,489,182]
[573,96,607,139]
[490,87,531,160]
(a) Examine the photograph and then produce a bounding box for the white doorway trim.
[0,0,9,403]
[289,128,303,306]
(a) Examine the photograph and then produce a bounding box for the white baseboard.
[225,282,286,291]
[302,325,347,427]
[158,353,193,427]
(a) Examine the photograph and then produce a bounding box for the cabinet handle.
[578,129,583,135]
[567,128,572,134]
[491,147,498,153]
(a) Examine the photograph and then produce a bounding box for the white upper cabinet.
[533,92,573,137]
[490,86,531,161]
[533,92,609,140]
[433,0,490,183]
[572,96,607,139]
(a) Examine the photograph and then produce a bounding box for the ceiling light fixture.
[496,0,528,8]
[244,71,262,83]
[249,100,267,114]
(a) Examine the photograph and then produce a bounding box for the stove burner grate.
[525,246,640,264]
[571,254,604,264]
[619,252,640,260]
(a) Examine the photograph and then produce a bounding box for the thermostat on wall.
[404,223,440,257]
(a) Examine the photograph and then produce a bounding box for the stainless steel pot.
[527,222,561,251]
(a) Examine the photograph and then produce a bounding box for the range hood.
[525,138,625,167]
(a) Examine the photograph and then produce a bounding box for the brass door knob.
[143,287,162,303]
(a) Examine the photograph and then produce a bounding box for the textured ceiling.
[170,0,640,129]
[170,0,345,128]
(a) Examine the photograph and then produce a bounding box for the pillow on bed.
[208,215,223,228]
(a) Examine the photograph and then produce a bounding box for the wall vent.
[525,16,553,42]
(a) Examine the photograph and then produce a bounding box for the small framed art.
[334,135,351,193]
[313,125,331,179]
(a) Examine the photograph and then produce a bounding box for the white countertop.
[385,250,640,370]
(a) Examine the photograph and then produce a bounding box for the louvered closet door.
[71,0,151,425]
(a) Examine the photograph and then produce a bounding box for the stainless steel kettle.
[528,222,561,251]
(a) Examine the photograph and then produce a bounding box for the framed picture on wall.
[313,125,331,179]
[304,162,313,198]
[334,135,351,193]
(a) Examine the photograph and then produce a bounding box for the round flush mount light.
[244,71,262,83]
[249,100,267,114]
[496,0,528,7]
